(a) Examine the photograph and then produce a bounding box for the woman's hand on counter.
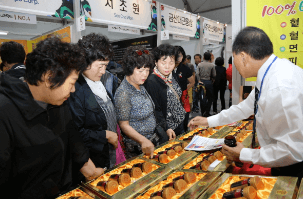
[80,159,106,181]
[140,138,155,158]
[166,129,176,140]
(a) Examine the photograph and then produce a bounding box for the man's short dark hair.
[215,57,224,66]
[228,56,232,64]
[152,44,178,62]
[175,46,186,63]
[232,26,273,60]
[25,37,86,89]
[203,52,211,61]
[0,41,26,66]
[78,33,113,67]
[186,55,191,60]
[194,54,202,59]
[122,46,154,76]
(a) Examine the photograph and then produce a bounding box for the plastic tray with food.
[229,121,249,131]
[56,187,96,199]
[178,127,216,142]
[136,170,221,199]
[208,126,235,139]
[182,150,226,172]
[198,173,298,199]
[142,140,197,169]
[296,178,303,199]
[213,125,228,130]
[179,126,234,142]
[245,121,253,130]
[81,158,168,199]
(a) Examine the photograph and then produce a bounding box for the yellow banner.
[0,39,28,54]
[27,26,71,53]
[246,0,303,81]
[0,27,70,67]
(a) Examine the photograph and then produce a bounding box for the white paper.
[161,30,169,40]
[77,15,85,32]
[0,10,36,24]
[173,34,190,41]
[184,136,224,151]
[208,159,221,171]
[108,25,140,35]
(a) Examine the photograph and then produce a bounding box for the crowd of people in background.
[0,34,233,198]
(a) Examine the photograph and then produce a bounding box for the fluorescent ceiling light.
[0,31,8,35]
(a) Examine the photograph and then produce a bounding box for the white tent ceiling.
[157,0,231,24]
[187,0,231,13]
[0,0,231,41]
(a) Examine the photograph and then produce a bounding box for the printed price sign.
[161,30,169,40]
[77,15,85,31]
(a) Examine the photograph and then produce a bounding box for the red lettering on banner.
[262,6,267,17]
[262,1,297,17]
[267,6,275,15]
[285,2,297,15]
[276,5,284,14]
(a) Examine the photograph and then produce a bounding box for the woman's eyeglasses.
[135,50,150,56]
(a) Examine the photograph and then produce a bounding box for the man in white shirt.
[188,26,303,178]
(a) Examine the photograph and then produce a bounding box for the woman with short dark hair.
[213,57,227,114]
[68,33,118,169]
[114,46,157,159]
[144,44,185,138]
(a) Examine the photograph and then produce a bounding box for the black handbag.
[146,90,169,144]
[154,124,169,144]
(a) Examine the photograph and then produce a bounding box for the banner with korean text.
[0,0,93,21]
[88,0,152,29]
[246,0,303,81]
[160,4,197,37]
[202,18,224,43]
[0,0,65,17]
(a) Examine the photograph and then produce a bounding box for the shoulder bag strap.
[166,82,180,100]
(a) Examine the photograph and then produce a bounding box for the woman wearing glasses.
[144,44,186,139]
[68,33,118,170]
[114,46,159,159]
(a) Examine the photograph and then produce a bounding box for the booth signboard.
[160,3,197,37]
[0,10,36,24]
[0,0,92,21]
[246,0,303,81]
[108,25,140,35]
[173,34,190,41]
[0,0,63,17]
[202,18,224,43]
[88,0,153,29]
[111,35,157,62]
